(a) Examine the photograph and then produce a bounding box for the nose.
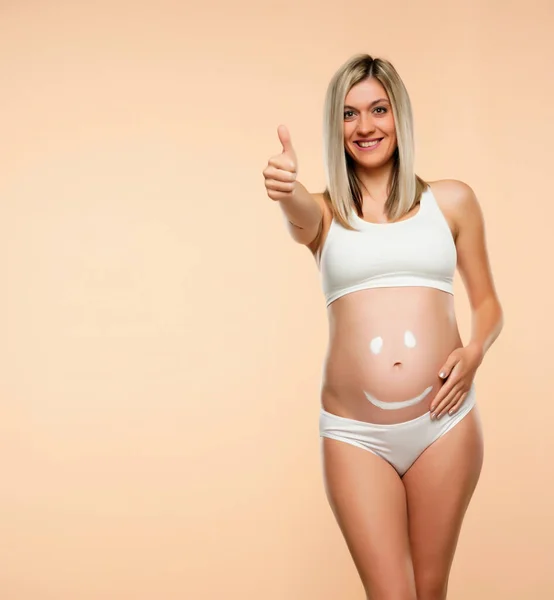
[357,113,377,135]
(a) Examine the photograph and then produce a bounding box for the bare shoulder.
[428,179,479,209]
[427,179,483,238]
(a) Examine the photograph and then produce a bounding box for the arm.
[455,182,504,363]
[263,125,323,247]
[278,182,324,246]
[430,181,503,418]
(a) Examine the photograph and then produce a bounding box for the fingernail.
[439,372,446,378]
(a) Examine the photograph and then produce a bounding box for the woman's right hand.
[263,125,298,201]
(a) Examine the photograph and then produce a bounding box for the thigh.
[321,437,418,600]
[401,405,484,599]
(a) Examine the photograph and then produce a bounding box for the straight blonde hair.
[322,53,427,230]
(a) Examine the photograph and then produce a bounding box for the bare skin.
[263,75,502,599]
[312,80,499,599]
[316,180,489,599]
[321,407,484,600]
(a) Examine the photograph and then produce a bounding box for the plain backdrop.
[0,1,552,598]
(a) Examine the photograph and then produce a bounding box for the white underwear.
[319,383,477,476]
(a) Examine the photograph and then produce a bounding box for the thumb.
[277,124,296,160]
[438,353,458,380]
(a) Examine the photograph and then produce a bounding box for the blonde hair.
[322,53,427,230]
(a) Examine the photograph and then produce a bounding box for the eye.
[404,330,417,348]
[370,336,384,354]
[374,106,387,114]
[344,110,355,118]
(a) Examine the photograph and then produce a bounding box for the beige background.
[0,1,552,598]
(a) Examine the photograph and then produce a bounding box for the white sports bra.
[319,186,457,307]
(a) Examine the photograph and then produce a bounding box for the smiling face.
[343,77,397,169]
[369,329,418,365]
[364,329,433,410]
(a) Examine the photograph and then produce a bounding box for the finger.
[265,183,296,202]
[447,391,468,416]
[438,388,466,419]
[264,163,297,181]
[433,383,463,419]
[435,388,462,419]
[438,353,460,380]
[268,154,297,174]
[430,376,458,412]
[277,124,297,160]
[265,178,296,193]
[266,188,294,201]
[432,362,463,410]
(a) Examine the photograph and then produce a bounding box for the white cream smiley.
[365,330,431,410]
[364,385,433,410]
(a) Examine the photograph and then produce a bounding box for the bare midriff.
[321,287,462,425]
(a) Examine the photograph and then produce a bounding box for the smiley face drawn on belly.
[363,329,433,410]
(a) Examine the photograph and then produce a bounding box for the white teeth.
[357,140,380,147]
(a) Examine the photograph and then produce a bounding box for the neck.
[355,160,394,206]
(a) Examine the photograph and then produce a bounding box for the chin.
[358,155,391,168]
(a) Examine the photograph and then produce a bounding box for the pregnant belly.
[322,287,463,425]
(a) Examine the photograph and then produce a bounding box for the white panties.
[319,383,477,476]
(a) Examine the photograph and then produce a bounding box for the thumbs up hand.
[263,124,298,201]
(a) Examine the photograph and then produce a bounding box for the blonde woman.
[263,54,503,600]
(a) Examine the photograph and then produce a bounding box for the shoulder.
[427,179,483,238]
[428,179,478,206]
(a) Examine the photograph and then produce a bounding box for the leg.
[401,406,484,600]
[321,436,418,600]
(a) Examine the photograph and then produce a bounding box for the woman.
[262,54,503,600]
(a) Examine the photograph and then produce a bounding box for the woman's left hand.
[430,343,483,419]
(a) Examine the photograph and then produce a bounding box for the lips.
[355,138,383,146]
[363,385,433,410]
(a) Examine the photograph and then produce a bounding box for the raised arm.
[263,124,323,246]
